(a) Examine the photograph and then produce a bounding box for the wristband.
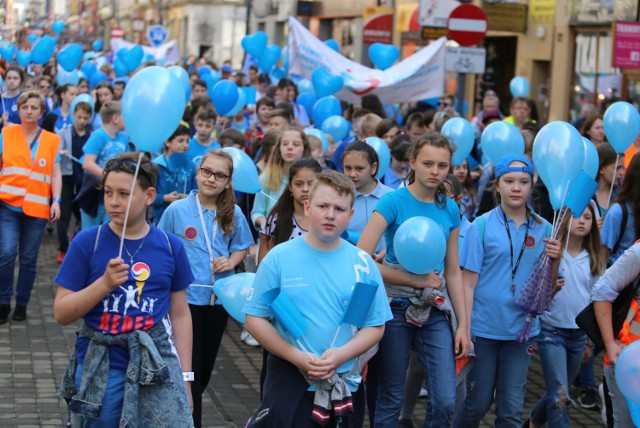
[53,197,62,204]
[182,371,194,382]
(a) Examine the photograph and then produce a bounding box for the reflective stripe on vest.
[0,166,31,177]
[0,184,27,196]
[30,172,51,184]
[24,193,50,205]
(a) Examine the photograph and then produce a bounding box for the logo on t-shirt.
[131,262,151,302]
[38,158,46,167]
[184,226,198,240]
[525,236,536,248]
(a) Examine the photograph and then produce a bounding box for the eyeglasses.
[199,168,230,181]
[104,157,153,185]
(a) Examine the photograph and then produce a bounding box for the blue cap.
[495,154,534,178]
[221,64,232,73]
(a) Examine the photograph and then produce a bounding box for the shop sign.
[613,21,640,69]
[419,0,460,28]
[422,27,448,40]
[482,2,528,33]
[530,0,556,24]
[363,6,394,44]
[570,0,638,25]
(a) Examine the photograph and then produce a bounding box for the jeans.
[453,336,533,428]
[72,364,125,427]
[80,203,109,230]
[530,322,587,428]
[0,204,47,306]
[374,303,456,427]
[604,365,634,427]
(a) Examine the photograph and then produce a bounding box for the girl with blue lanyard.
[358,133,469,427]
[158,150,253,428]
[454,154,561,427]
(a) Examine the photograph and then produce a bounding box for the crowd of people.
[0,51,639,428]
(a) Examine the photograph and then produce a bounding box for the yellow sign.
[530,0,556,23]
[422,27,448,40]
[483,2,528,33]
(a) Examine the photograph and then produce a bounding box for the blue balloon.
[198,65,212,78]
[70,94,95,123]
[225,87,247,118]
[241,31,268,58]
[168,65,190,92]
[312,96,341,129]
[441,118,474,166]
[31,35,56,65]
[532,121,585,210]
[118,45,143,72]
[582,137,599,179]
[114,58,128,77]
[221,147,260,193]
[369,43,400,71]
[258,44,281,73]
[56,44,83,72]
[304,128,328,153]
[271,67,286,81]
[626,399,640,428]
[566,171,598,217]
[603,101,640,154]
[0,45,15,61]
[321,115,350,142]
[213,272,255,324]
[262,288,308,339]
[212,80,239,117]
[312,68,344,99]
[281,46,289,72]
[52,20,65,35]
[16,50,31,67]
[202,73,221,98]
[480,121,525,165]
[365,137,391,180]
[56,69,80,86]
[510,76,530,97]
[393,216,447,274]
[89,71,107,88]
[122,66,186,152]
[92,39,103,52]
[615,341,640,402]
[324,39,340,52]
[27,34,39,44]
[297,79,314,96]
[296,93,317,120]
[83,51,96,61]
[80,61,97,80]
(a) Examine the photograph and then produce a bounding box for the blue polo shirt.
[82,128,129,168]
[186,138,221,169]
[347,180,393,253]
[460,206,551,340]
[157,190,254,306]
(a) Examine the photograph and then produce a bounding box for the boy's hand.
[543,238,561,259]
[410,272,441,289]
[213,256,233,273]
[454,327,470,359]
[163,191,182,203]
[103,258,129,290]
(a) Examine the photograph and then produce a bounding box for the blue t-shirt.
[186,138,221,169]
[601,202,636,265]
[151,154,196,223]
[82,128,129,168]
[460,207,551,340]
[382,168,406,190]
[2,92,21,124]
[243,237,392,390]
[157,191,254,305]
[375,187,461,271]
[51,106,74,134]
[53,224,194,369]
[230,119,249,134]
[347,180,393,253]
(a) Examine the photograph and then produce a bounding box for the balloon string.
[607,154,620,210]
[564,217,572,253]
[296,339,314,359]
[330,325,342,349]
[118,152,144,260]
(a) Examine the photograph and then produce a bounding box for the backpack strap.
[611,203,628,255]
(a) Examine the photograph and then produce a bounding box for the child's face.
[103,171,154,227]
[268,116,289,132]
[191,84,207,100]
[600,161,625,186]
[391,157,409,176]
[257,104,273,124]
[234,108,246,120]
[279,130,305,163]
[195,119,215,141]
[409,145,450,192]
[22,78,35,91]
[61,87,78,106]
[113,114,125,131]
[78,80,89,94]
[382,127,399,146]
[167,135,189,154]
[114,84,125,99]
[407,124,426,140]
[6,71,22,91]
[453,161,468,183]
[73,110,92,130]
[304,184,354,243]
[97,87,113,104]
[343,152,376,192]
[310,146,324,162]
[196,155,231,199]
[289,168,317,208]
[275,86,288,103]
[571,207,593,239]
[496,163,533,210]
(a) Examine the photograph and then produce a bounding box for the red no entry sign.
[447,4,488,47]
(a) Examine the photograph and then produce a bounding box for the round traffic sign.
[447,4,488,47]
[111,26,124,39]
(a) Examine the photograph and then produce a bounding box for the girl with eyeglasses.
[158,150,253,428]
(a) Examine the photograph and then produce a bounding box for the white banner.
[288,17,446,104]
[110,39,180,66]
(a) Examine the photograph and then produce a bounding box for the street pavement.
[0,233,606,427]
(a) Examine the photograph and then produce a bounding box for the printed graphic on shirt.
[525,236,536,249]
[184,226,198,240]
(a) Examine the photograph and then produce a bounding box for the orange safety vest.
[0,125,61,219]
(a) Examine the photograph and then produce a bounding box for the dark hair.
[258,73,271,85]
[265,158,322,246]
[614,153,640,242]
[596,143,618,182]
[169,124,190,141]
[352,108,372,122]
[405,112,425,130]
[375,118,400,139]
[361,94,386,118]
[195,108,216,123]
[94,82,115,114]
[406,133,454,208]
[192,78,207,89]
[277,78,293,90]
[343,141,379,176]
[443,173,462,199]
[256,96,276,110]
[219,128,246,148]
[269,107,292,123]
[580,114,603,138]
[101,152,158,190]
[113,80,126,89]
[5,64,24,83]
[250,130,281,162]
[73,101,92,115]
[390,134,412,162]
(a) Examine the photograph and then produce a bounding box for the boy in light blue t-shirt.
[244,171,391,427]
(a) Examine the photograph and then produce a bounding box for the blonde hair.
[199,150,237,236]
[16,91,45,112]
[309,170,356,207]
[360,113,383,137]
[100,100,121,123]
[262,127,310,192]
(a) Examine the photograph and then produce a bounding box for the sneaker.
[56,251,66,264]
[578,387,600,410]
[419,386,429,398]
[0,305,10,324]
[397,418,414,428]
[12,305,26,321]
[598,383,607,425]
[46,221,55,234]
[240,328,259,347]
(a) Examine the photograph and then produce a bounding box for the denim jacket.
[57,318,193,427]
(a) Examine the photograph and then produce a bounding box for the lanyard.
[503,210,530,295]
[195,194,217,284]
